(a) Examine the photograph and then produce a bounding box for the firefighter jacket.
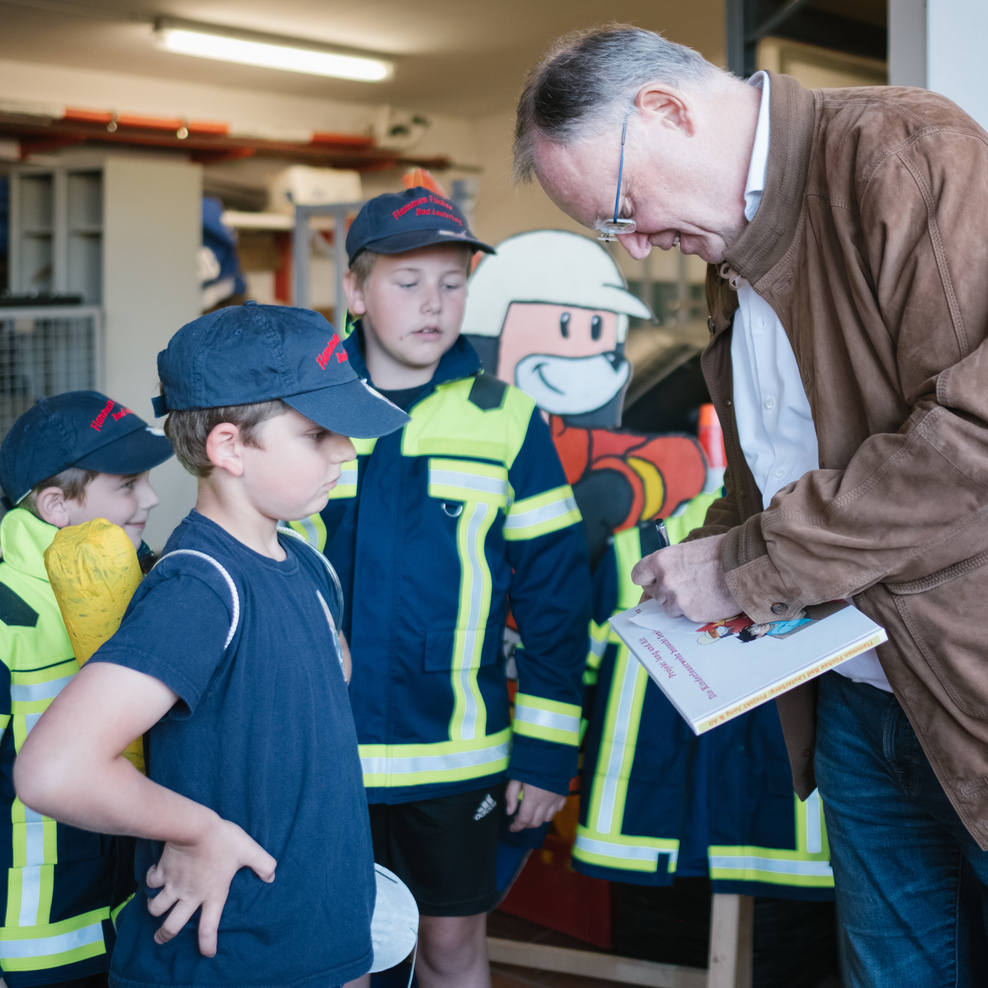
[0,508,131,985]
[574,508,834,899]
[294,332,591,803]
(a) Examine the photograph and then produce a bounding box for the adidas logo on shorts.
[473,793,497,821]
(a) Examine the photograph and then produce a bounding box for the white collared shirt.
[730,72,890,691]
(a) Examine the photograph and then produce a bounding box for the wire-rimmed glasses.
[596,112,637,242]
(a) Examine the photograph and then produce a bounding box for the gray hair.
[514,25,728,182]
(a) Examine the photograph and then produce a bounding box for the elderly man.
[515,24,988,988]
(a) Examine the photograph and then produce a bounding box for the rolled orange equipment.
[44,518,147,773]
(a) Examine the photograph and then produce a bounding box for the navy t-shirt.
[92,511,375,988]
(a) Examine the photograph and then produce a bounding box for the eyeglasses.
[597,112,637,242]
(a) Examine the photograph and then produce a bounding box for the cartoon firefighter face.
[463,230,653,426]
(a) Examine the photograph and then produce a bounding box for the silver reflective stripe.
[596,653,642,834]
[11,676,73,704]
[159,550,239,648]
[456,503,487,741]
[430,469,507,497]
[575,834,678,868]
[18,865,40,926]
[805,789,823,855]
[338,467,358,487]
[361,740,510,777]
[24,712,41,735]
[292,515,322,547]
[513,705,580,736]
[708,854,834,878]
[0,919,104,959]
[589,635,608,659]
[504,495,578,531]
[23,819,44,866]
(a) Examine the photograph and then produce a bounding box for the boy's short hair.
[0,391,173,507]
[19,466,100,518]
[164,399,287,477]
[345,186,495,267]
[152,302,408,442]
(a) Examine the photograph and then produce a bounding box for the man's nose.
[618,233,652,261]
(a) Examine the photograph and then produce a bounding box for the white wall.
[890,0,988,130]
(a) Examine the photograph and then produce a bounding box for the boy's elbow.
[15,736,73,818]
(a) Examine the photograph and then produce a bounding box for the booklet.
[609,598,887,734]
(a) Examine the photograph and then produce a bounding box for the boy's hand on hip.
[145,813,276,958]
[505,780,566,832]
[632,534,739,622]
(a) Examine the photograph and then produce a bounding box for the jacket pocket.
[424,626,501,672]
[886,548,988,718]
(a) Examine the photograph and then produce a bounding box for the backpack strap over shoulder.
[153,549,240,649]
[278,526,345,630]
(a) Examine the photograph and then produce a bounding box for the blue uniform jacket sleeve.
[504,411,591,794]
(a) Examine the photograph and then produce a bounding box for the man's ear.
[635,83,696,136]
[344,269,367,316]
[205,422,246,478]
[34,486,72,529]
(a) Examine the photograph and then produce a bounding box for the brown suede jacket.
[692,72,988,848]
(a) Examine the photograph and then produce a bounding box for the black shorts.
[368,783,506,916]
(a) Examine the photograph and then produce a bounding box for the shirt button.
[775,468,785,478]
[771,602,788,615]
[765,396,776,409]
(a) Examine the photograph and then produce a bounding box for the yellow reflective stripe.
[0,907,108,971]
[572,828,679,875]
[352,438,377,456]
[360,729,511,787]
[402,378,533,468]
[708,791,834,888]
[613,526,647,611]
[513,693,580,746]
[10,660,77,713]
[585,642,649,834]
[450,502,497,740]
[428,458,508,506]
[327,463,359,500]
[504,485,580,540]
[288,514,327,552]
[110,892,133,929]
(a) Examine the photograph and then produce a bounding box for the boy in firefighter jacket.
[296,188,591,988]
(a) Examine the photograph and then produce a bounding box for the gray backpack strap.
[153,549,240,649]
[278,525,345,631]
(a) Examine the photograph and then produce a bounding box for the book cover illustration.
[609,598,887,734]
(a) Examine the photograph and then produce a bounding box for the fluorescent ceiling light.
[154,19,393,83]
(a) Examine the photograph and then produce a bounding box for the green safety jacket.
[293,334,592,803]
[0,508,130,985]
[574,502,835,898]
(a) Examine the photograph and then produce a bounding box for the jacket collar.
[722,72,817,288]
[343,325,482,392]
[0,507,59,583]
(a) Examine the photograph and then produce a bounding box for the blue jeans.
[815,671,988,987]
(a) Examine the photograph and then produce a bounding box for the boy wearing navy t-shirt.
[15,303,409,988]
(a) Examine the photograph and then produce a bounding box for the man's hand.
[146,815,276,958]
[631,534,740,622]
[505,780,566,832]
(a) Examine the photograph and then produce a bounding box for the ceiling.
[0,0,731,119]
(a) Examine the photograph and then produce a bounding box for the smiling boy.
[296,189,592,988]
[0,391,173,988]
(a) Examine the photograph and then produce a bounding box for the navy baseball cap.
[152,301,408,439]
[0,391,174,505]
[346,186,495,265]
